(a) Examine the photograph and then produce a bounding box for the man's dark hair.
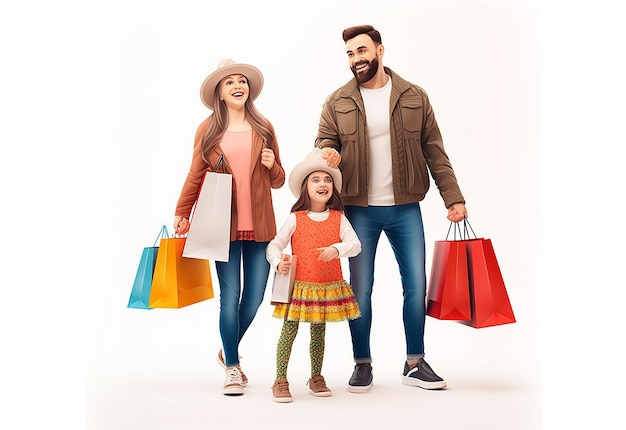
[342,25,382,45]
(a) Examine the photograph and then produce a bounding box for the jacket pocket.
[335,101,360,197]
[400,96,423,133]
[335,100,357,136]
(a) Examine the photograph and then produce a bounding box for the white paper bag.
[183,170,232,262]
[270,255,297,304]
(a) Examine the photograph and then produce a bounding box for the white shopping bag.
[270,255,297,305]
[183,158,232,262]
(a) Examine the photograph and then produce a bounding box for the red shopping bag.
[459,236,516,328]
[426,236,471,321]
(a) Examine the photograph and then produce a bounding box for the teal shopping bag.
[127,226,169,309]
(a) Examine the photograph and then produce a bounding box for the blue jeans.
[345,203,427,362]
[215,240,270,367]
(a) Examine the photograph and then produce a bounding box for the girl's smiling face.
[306,170,334,211]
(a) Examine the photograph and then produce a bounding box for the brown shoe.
[307,375,332,397]
[271,378,293,403]
[217,349,248,386]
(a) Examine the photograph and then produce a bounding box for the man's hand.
[447,203,468,223]
[321,147,341,168]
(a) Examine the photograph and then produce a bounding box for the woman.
[174,58,285,396]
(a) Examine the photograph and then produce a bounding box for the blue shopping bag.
[127,226,169,309]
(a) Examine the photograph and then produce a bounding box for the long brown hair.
[200,76,274,164]
[290,173,344,213]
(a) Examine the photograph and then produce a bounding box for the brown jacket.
[175,116,285,242]
[315,67,464,208]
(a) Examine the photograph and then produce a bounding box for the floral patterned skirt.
[272,279,361,323]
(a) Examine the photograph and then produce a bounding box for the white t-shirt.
[360,76,394,206]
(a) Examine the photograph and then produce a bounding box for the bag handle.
[463,217,477,239]
[188,155,226,226]
[445,217,477,241]
[213,154,225,173]
[153,225,169,247]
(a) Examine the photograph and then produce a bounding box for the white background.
[0,0,623,429]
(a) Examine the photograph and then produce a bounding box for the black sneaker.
[348,363,373,393]
[402,359,447,390]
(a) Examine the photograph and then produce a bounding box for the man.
[316,24,467,392]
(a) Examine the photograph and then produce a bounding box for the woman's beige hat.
[200,58,264,110]
[289,148,343,198]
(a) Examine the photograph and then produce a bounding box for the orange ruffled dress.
[272,210,361,323]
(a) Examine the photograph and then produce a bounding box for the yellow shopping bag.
[149,236,214,308]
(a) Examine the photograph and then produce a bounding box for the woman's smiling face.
[218,74,249,109]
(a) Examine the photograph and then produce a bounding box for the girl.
[266,148,361,403]
[174,59,285,396]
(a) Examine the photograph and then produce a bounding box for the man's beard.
[351,57,379,84]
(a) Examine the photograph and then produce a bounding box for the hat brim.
[200,63,264,110]
[288,150,343,198]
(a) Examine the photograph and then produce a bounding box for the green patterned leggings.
[276,319,326,379]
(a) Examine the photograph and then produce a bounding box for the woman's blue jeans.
[344,203,427,361]
[215,240,270,367]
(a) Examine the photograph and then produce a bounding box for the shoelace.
[309,376,328,390]
[226,368,243,385]
[218,351,247,382]
[275,380,289,392]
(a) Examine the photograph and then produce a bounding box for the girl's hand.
[261,148,275,169]
[276,254,291,274]
[316,246,339,262]
[174,216,189,235]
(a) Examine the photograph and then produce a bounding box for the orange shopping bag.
[149,235,214,308]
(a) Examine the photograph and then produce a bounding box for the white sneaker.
[217,349,248,386]
[223,367,244,396]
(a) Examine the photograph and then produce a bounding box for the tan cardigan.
[175,116,285,242]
